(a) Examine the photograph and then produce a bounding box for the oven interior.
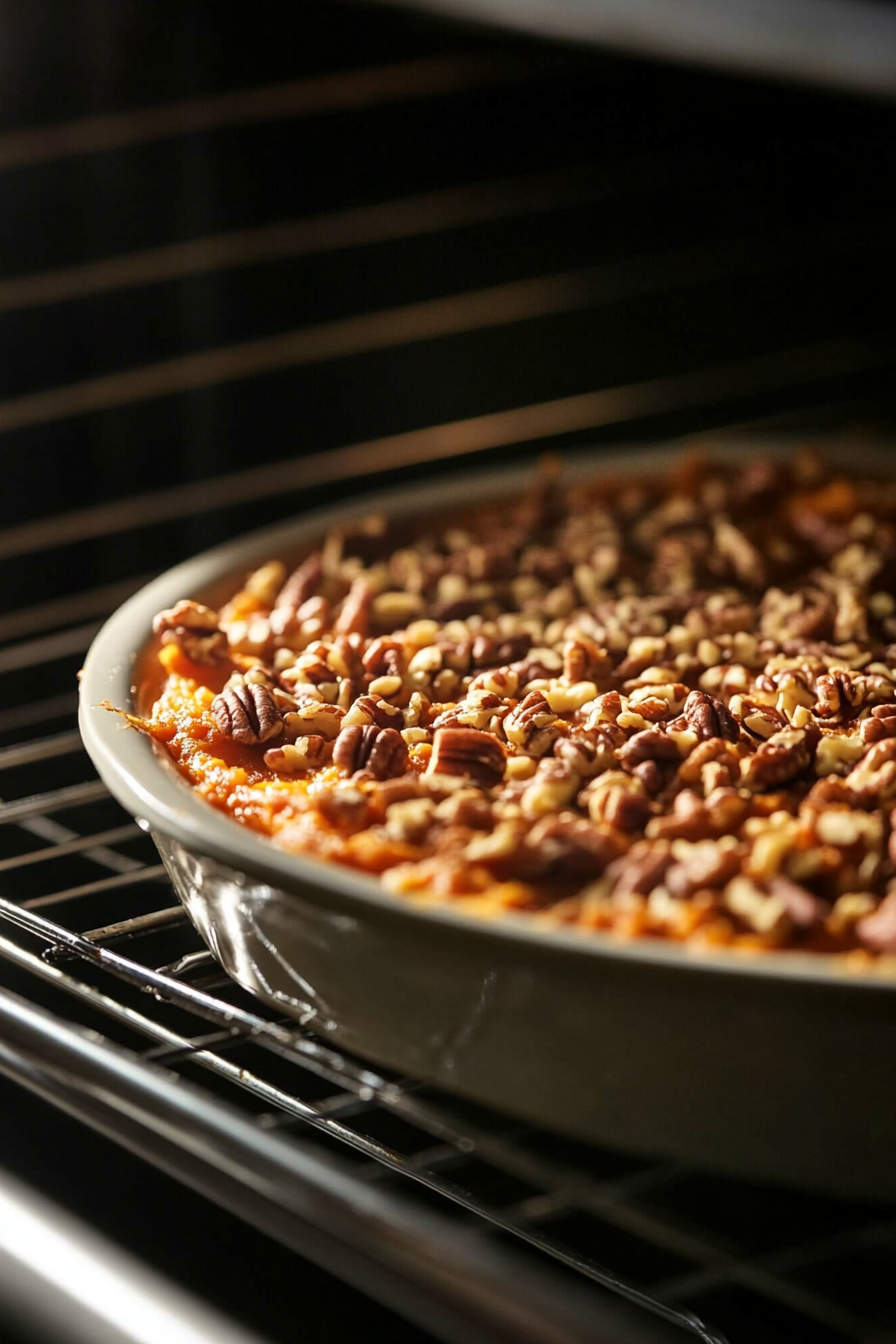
[2,2,896,1341]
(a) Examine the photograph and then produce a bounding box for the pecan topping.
[683,689,739,743]
[526,815,618,878]
[429,728,506,788]
[618,729,680,767]
[503,692,560,756]
[153,600,227,665]
[332,725,408,780]
[145,446,896,958]
[856,893,896,952]
[212,684,283,745]
[335,577,374,637]
[269,552,322,636]
[741,726,819,792]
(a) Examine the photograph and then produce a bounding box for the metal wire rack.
[0,563,895,1344]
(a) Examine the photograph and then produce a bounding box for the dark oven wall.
[3,0,896,616]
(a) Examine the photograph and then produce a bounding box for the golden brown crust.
[140,449,896,957]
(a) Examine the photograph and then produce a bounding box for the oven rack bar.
[0,888,722,1344]
[0,979,690,1344]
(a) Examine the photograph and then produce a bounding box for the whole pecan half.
[429,727,506,788]
[212,683,283,744]
[332,724,408,780]
[683,689,739,743]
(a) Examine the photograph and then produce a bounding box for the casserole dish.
[79,442,896,1201]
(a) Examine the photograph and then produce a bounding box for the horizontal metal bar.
[1,215,891,443]
[0,576,152,646]
[0,52,536,171]
[0,1168,269,1344]
[22,863,168,910]
[0,691,79,735]
[0,163,651,315]
[0,779,108,825]
[82,905,187,943]
[0,823,141,874]
[0,919,720,1342]
[0,334,892,562]
[0,729,83,770]
[0,622,103,674]
[0,984,682,1344]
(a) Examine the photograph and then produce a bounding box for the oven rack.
[0,649,895,1344]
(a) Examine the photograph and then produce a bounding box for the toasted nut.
[284,702,345,741]
[264,736,331,772]
[333,724,408,779]
[244,560,287,606]
[369,674,403,698]
[212,684,283,745]
[154,600,228,665]
[542,680,599,714]
[372,591,425,626]
[384,797,436,843]
[429,728,506,788]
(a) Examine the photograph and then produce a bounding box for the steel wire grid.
[0,500,895,1344]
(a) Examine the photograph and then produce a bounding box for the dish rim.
[78,437,896,992]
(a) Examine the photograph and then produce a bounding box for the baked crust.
[137,448,896,958]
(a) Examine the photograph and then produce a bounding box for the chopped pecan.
[264,736,331,772]
[342,693,404,730]
[269,553,323,635]
[332,724,408,780]
[683,689,739,743]
[554,729,617,778]
[153,600,227,665]
[562,636,608,683]
[429,728,506,788]
[768,875,827,928]
[503,691,561,757]
[665,841,742,899]
[861,703,896,744]
[602,786,652,832]
[618,729,680,767]
[525,815,618,879]
[713,518,766,588]
[211,684,283,745]
[471,632,532,669]
[284,701,345,741]
[362,637,404,678]
[604,842,674,896]
[318,785,371,832]
[740,726,819,792]
[434,789,495,830]
[335,577,374,637]
[511,656,565,688]
[856,892,896,952]
[432,690,508,733]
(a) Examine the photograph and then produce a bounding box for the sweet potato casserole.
[134,449,896,957]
